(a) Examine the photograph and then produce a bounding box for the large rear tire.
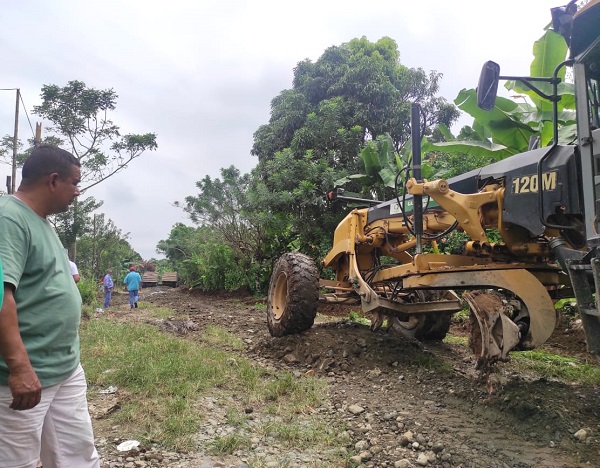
[267,253,319,337]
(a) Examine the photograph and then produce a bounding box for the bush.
[77,276,100,307]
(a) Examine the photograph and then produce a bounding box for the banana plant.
[425,29,576,162]
[335,133,434,200]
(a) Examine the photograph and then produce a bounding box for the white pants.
[0,364,100,468]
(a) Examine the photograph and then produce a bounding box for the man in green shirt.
[0,145,99,467]
[0,258,3,316]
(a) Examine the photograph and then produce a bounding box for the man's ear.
[48,173,59,190]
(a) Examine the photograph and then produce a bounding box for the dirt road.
[94,288,600,467]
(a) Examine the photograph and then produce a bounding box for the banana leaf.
[455,89,535,152]
[423,139,514,159]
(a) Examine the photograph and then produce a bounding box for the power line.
[18,93,35,139]
[1,88,37,140]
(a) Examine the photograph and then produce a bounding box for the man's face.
[51,165,81,214]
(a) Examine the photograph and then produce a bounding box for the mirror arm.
[499,76,560,102]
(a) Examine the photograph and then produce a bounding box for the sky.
[0,0,564,259]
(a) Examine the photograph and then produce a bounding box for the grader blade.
[403,268,557,352]
[463,290,521,369]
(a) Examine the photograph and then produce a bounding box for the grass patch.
[259,418,340,447]
[444,334,468,345]
[347,310,371,326]
[262,372,327,413]
[145,306,176,319]
[80,316,333,453]
[201,325,245,350]
[209,433,252,454]
[510,349,600,384]
[451,309,470,324]
[225,407,251,426]
[81,320,257,449]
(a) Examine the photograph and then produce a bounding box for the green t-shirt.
[0,256,3,310]
[0,196,82,387]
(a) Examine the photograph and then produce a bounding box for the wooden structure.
[141,271,158,288]
[161,272,178,287]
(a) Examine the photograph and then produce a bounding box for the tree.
[31,80,158,257]
[157,224,247,291]
[33,81,158,191]
[250,37,459,253]
[253,37,458,164]
[52,196,103,259]
[175,167,278,291]
[76,213,141,281]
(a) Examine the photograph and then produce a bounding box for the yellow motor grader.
[267,0,600,367]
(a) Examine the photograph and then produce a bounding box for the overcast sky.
[0,0,563,259]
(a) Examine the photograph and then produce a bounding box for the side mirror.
[477,61,500,111]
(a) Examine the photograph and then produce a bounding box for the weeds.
[202,325,245,350]
[347,310,371,326]
[444,334,468,345]
[80,316,336,454]
[510,349,600,384]
[209,433,252,454]
[451,309,470,324]
[146,306,176,319]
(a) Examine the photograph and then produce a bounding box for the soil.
[91,288,600,467]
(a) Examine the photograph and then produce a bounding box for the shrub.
[77,276,100,307]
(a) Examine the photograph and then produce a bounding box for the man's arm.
[0,284,42,410]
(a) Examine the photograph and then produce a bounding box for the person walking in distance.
[0,145,100,467]
[123,266,142,309]
[103,269,114,308]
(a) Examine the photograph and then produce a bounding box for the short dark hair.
[21,145,80,185]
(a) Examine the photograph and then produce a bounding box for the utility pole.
[35,122,42,147]
[10,88,20,194]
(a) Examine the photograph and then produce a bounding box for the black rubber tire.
[416,313,452,341]
[393,291,452,341]
[267,253,319,337]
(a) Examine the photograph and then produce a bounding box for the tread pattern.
[267,253,319,337]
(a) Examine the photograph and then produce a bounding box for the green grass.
[201,325,245,350]
[510,349,600,384]
[444,334,468,345]
[442,331,600,385]
[145,306,175,319]
[209,433,252,454]
[409,352,453,372]
[80,315,338,455]
[347,310,371,326]
[451,309,470,324]
[259,418,341,447]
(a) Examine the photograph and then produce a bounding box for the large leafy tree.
[253,37,458,163]
[251,37,459,252]
[175,166,278,290]
[156,223,247,291]
[52,196,103,253]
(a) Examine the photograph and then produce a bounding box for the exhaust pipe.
[549,237,585,272]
